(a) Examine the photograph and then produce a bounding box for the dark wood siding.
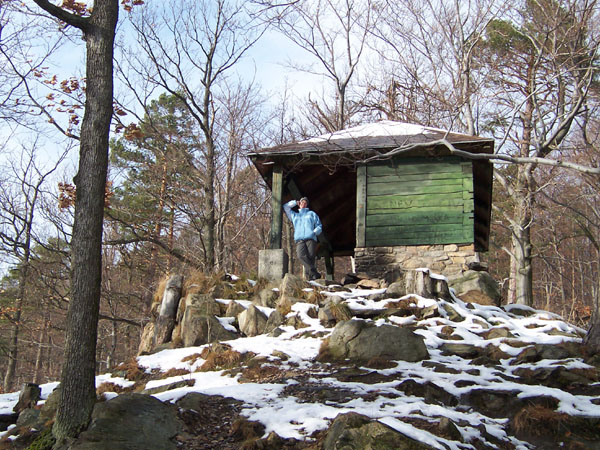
[363,157,474,246]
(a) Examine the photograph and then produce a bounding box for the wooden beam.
[356,165,366,247]
[270,164,283,249]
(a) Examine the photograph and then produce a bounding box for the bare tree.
[368,0,507,131]
[481,0,598,305]
[118,0,267,270]
[267,0,375,132]
[0,144,66,392]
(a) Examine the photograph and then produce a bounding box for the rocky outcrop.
[67,393,180,450]
[180,308,237,347]
[238,304,268,337]
[323,412,436,450]
[154,274,183,346]
[321,320,429,363]
[448,270,502,306]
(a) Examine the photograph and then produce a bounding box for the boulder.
[264,310,285,334]
[322,320,429,363]
[318,302,353,327]
[253,287,279,308]
[385,281,406,299]
[138,322,155,355]
[238,304,268,337]
[225,300,246,318]
[323,412,436,450]
[158,274,183,318]
[69,393,180,450]
[15,408,41,428]
[13,382,41,414]
[153,316,176,347]
[279,273,310,297]
[40,384,61,423]
[356,278,380,289]
[395,380,458,407]
[180,306,237,347]
[448,271,501,306]
[176,293,221,323]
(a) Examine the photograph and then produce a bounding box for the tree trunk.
[33,301,50,384]
[36,0,119,443]
[511,227,533,305]
[510,183,534,306]
[3,261,29,391]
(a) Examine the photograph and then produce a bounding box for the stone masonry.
[354,244,477,279]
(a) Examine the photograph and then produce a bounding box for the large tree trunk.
[32,0,119,443]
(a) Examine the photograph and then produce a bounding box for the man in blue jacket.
[283,197,323,280]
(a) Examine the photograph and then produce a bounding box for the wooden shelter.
[249,121,494,278]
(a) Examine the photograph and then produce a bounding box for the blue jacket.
[283,200,323,242]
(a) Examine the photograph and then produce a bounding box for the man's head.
[298,197,309,209]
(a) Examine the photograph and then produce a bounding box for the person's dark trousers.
[296,239,320,279]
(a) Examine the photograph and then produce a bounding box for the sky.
[1,273,597,449]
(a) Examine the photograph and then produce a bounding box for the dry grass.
[230,418,266,441]
[96,382,130,397]
[329,303,352,321]
[239,365,285,383]
[183,270,222,297]
[161,368,191,378]
[512,405,569,437]
[198,343,251,372]
[152,275,171,306]
[365,357,396,369]
[181,352,203,365]
[316,337,335,362]
[305,290,325,305]
[113,358,148,382]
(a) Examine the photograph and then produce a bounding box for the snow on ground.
[1,278,598,448]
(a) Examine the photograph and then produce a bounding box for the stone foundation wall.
[354,244,477,279]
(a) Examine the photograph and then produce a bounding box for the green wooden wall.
[357,157,474,247]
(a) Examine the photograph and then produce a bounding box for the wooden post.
[356,165,367,247]
[270,164,283,249]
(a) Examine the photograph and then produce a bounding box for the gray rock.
[238,304,268,337]
[324,320,429,362]
[16,408,41,428]
[448,270,502,306]
[225,300,245,318]
[440,343,481,359]
[69,393,180,450]
[153,316,175,347]
[323,412,436,450]
[13,383,41,414]
[177,294,221,323]
[385,281,406,299]
[142,380,191,396]
[158,274,183,318]
[180,306,237,347]
[319,302,352,327]
[265,310,285,334]
[138,322,155,355]
[254,288,279,308]
[279,273,309,297]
